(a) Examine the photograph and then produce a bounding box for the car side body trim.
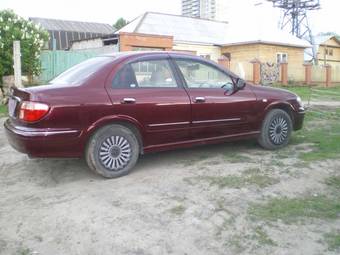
[192,118,241,124]
[148,121,190,127]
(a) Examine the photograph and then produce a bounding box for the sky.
[0,0,339,35]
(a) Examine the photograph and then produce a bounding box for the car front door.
[172,57,258,139]
[105,56,191,151]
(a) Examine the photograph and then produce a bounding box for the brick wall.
[119,32,173,51]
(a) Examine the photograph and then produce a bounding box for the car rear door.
[172,57,258,139]
[105,55,191,149]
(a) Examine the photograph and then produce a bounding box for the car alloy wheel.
[99,135,132,171]
[268,116,289,145]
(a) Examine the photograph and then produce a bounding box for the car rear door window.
[50,57,113,85]
[112,60,177,88]
[175,59,233,89]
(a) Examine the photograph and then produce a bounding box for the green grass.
[325,176,340,190]
[292,108,340,161]
[304,108,340,122]
[185,168,278,189]
[222,151,254,163]
[227,234,246,253]
[17,248,33,255]
[0,104,7,117]
[273,85,340,101]
[324,231,340,251]
[168,204,186,215]
[253,226,277,246]
[249,196,340,223]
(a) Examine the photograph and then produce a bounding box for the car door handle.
[194,97,206,103]
[121,98,136,104]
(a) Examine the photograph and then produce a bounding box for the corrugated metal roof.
[117,12,311,48]
[29,17,115,34]
[117,12,229,45]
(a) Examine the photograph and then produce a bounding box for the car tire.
[86,124,140,178]
[258,109,293,150]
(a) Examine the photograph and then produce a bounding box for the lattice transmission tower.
[267,0,320,62]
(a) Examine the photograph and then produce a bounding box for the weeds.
[249,196,340,223]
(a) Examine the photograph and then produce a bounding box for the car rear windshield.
[49,57,113,85]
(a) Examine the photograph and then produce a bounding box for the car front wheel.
[258,109,293,150]
[86,124,140,178]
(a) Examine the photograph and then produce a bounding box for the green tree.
[113,18,128,30]
[0,9,49,85]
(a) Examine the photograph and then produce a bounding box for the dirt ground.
[0,106,340,255]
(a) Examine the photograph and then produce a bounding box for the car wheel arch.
[84,116,144,154]
[263,101,295,122]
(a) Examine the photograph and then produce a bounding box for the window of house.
[325,48,334,56]
[175,59,233,89]
[112,59,177,88]
[277,53,288,64]
[199,54,211,60]
[223,52,231,61]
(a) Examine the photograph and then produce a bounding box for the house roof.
[117,12,229,45]
[29,17,115,34]
[222,26,311,48]
[313,35,340,45]
[117,12,311,48]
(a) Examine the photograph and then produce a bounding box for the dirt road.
[1,112,339,255]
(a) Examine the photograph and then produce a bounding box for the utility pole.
[13,41,23,88]
[267,0,320,63]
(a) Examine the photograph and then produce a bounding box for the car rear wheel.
[258,109,292,150]
[86,124,139,178]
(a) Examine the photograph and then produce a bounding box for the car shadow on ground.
[135,139,259,171]
[2,139,260,188]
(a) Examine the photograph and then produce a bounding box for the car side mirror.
[236,78,246,91]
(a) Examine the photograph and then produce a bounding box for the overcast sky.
[0,0,339,35]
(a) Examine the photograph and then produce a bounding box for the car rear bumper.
[4,119,83,157]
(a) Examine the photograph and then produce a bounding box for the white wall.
[173,42,222,62]
[71,38,104,50]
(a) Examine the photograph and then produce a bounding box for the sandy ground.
[0,115,340,255]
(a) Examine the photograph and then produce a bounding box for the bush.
[0,9,49,85]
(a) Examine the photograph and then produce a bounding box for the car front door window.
[175,59,233,90]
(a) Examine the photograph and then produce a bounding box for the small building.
[71,34,119,50]
[220,27,311,81]
[29,17,116,50]
[117,12,310,81]
[116,12,227,60]
[306,35,340,68]
[45,12,310,82]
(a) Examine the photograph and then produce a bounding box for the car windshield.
[49,57,113,85]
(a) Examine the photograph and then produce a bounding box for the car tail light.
[19,101,50,122]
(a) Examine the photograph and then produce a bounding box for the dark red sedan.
[4,52,305,178]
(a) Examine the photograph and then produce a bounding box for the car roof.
[100,51,238,78]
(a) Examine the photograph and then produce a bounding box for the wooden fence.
[39,46,118,82]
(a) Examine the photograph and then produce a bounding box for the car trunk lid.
[8,87,31,118]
